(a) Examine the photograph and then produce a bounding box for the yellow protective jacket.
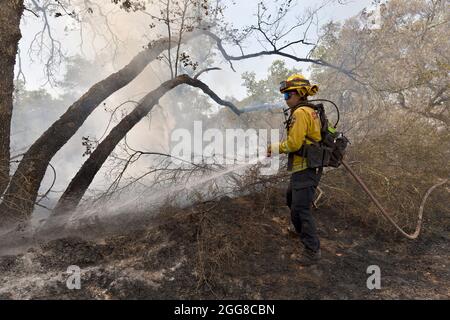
[271,106,322,173]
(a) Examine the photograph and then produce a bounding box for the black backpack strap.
[293,101,319,109]
[286,102,324,170]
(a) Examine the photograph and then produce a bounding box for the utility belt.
[287,144,330,172]
[287,136,334,172]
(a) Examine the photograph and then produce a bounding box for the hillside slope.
[0,187,448,299]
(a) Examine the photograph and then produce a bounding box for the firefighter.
[267,74,322,265]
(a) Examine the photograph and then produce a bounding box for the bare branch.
[174,0,189,77]
[201,30,359,81]
[194,67,221,79]
[166,0,174,79]
[28,0,65,85]
[184,75,242,115]
[24,6,39,17]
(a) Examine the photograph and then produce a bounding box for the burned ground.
[0,185,448,299]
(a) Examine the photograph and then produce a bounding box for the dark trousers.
[286,168,321,252]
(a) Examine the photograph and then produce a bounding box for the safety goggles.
[279,79,311,93]
[283,91,296,100]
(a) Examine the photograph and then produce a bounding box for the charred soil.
[0,186,448,299]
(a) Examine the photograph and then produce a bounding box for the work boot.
[293,248,321,266]
[287,224,299,237]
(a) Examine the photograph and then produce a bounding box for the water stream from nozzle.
[112,156,272,213]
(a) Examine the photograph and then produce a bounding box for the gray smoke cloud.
[13,0,225,225]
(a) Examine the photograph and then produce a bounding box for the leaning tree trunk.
[53,74,241,214]
[0,0,24,197]
[0,32,201,223]
[53,75,190,214]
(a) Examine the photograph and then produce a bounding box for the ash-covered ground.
[0,186,448,299]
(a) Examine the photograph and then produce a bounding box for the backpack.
[286,100,349,169]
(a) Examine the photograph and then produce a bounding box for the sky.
[16,0,373,100]
[201,0,374,100]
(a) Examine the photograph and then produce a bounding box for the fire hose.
[341,160,448,240]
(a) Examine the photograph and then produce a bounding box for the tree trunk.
[0,32,201,224]
[0,0,24,197]
[53,74,241,214]
[53,75,191,214]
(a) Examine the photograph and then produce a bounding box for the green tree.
[311,0,449,136]
[241,60,302,105]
